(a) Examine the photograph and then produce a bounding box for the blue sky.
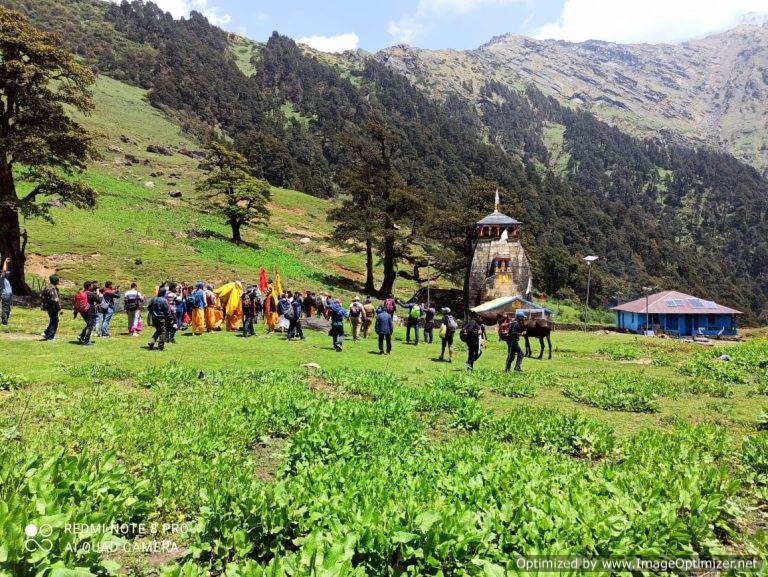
[146,0,768,52]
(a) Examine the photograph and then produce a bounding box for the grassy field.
[1,308,767,575]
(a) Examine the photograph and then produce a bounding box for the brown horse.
[522,318,553,360]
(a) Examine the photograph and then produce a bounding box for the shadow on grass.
[193,229,262,250]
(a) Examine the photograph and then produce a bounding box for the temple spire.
[494,188,500,212]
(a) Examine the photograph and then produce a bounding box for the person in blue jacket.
[327,296,349,351]
[375,306,394,355]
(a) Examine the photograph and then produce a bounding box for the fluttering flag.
[525,276,533,300]
[494,188,500,212]
[499,228,508,242]
[258,267,268,294]
[273,268,283,305]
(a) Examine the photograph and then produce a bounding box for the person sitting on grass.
[375,305,394,355]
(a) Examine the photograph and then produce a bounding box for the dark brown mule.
[522,318,553,360]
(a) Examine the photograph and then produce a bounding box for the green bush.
[562,373,663,412]
[0,372,29,390]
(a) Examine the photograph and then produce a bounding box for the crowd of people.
[24,271,530,372]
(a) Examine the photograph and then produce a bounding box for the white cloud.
[534,0,768,44]
[297,33,360,53]
[110,0,231,27]
[388,0,527,43]
[388,15,423,44]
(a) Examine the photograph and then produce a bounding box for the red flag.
[258,267,268,294]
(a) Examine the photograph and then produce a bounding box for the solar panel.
[665,299,678,307]
[688,299,704,308]
[703,301,718,309]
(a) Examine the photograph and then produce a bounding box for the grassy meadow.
[1,308,768,575]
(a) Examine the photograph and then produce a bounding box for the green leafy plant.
[0,372,29,390]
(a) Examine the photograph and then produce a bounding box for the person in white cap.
[348,296,367,342]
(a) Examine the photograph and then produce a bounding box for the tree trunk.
[0,160,29,295]
[230,220,242,243]
[378,235,397,298]
[364,238,375,295]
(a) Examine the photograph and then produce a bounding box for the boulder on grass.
[146,145,173,156]
[144,181,156,189]
[301,363,321,370]
[169,190,183,198]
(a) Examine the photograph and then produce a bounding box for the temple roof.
[477,211,522,226]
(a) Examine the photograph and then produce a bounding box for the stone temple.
[468,193,532,307]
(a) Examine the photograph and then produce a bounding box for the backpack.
[409,305,421,320]
[350,303,362,317]
[242,291,252,309]
[459,326,468,342]
[447,316,458,331]
[74,291,90,315]
[185,294,196,310]
[284,303,295,320]
[384,298,395,314]
[99,294,110,312]
[498,320,512,341]
[124,293,140,311]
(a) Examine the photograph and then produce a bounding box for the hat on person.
[353,296,361,302]
[515,309,527,318]
[49,274,60,285]
[441,307,451,313]
[195,281,204,289]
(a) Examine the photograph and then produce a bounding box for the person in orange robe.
[204,284,222,331]
[191,281,206,336]
[264,286,277,332]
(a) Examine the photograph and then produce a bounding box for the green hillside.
[19,75,419,298]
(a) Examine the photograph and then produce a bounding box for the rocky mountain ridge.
[375,23,768,175]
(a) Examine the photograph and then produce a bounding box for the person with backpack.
[41,274,62,341]
[314,292,325,318]
[74,281,101,346]
[438,307,458,363]
[501,310,527,372]
[97,281,121,338]
[241,286,259,337]
[397,299,422,345]
[383,294,396,316]
[147,287,172,351]
[348,296,367,342]
[362,297,375,339]
[327,297,349,351]
[375,305,394,355]
[288,291,305,341]
[0,258,12,325]
[423,304,436,344]
[123,282,144,336]
[190,281,206,336]
[460,313,483,370]
[165,283,180,343]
